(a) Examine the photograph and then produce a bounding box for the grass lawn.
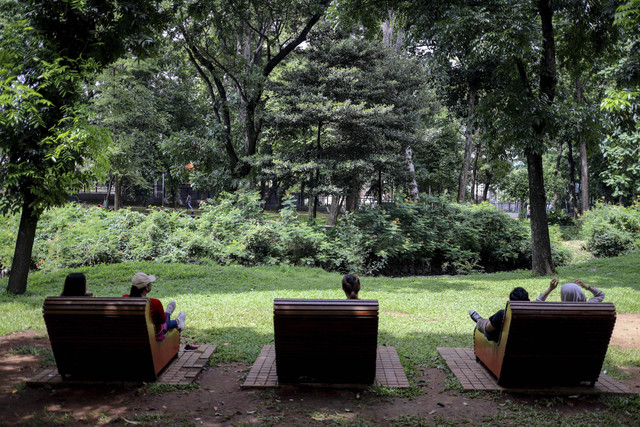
[1,250,639,375]
[1,249,639,425]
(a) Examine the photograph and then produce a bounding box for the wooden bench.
[473,301,616,387]
[273,299,379,384]
[43,297,180,381]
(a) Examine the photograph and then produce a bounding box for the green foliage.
[264,24,436,203]
[546,209,576,226]
[1,192,577,276]
[581,201,640,257]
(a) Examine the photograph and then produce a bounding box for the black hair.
[61,273,87,296]
[509,287,530,301]
[129,285,144,297]
[342,274,361,300]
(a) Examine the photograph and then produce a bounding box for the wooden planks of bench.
[474,301,616,387]
[274,299,379,384]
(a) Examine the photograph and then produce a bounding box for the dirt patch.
[611,313,640,351]
[0,322,638,426]
[0,330,50,395]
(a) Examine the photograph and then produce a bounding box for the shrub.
[581,203,640,257]
[0,190,577,276]
[547,209,576,226]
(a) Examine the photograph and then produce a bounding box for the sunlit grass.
[1,252,638,374]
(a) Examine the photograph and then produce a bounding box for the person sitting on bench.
[123,272,186,340]
[61,272,92,296]
[469,287,530,342]
[536,278,605,302]
[342,274,361,299]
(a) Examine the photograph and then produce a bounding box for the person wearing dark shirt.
[469,287,530,342]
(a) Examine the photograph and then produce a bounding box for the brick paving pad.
[242,345,409,388]
[437,347,634,395]
[27,345,216,387]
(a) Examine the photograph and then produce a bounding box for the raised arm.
[575,280,605,303]
[537,278,559,302]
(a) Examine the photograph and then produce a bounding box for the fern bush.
[1,191,574,276]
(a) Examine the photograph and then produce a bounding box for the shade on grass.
[1,252,639,379]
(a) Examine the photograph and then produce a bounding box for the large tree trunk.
[327,195,344,226]
[458,88,476,203]
[7,198,40,294]
[525,0,556,275]
[527,152,555,275]
[345,183,360,211]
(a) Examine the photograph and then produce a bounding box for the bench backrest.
[274,298,379,384]
[43,297,179,381]
[474,301,616,386]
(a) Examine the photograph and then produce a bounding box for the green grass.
[1,251,640,424]
[1,251,639,372]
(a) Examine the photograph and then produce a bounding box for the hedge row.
[1,192,573,276]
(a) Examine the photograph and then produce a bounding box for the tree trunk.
[580,139,589,214]
[405,146,419,200]
[6,198,40,294]
[482,173,492,202]
[567,140,578,218]
[114,173,121,211]
[458,88,476,203]
[104,176,113,209]
[576,83,590,214]
[471,141,481,204]
[527,152,555,275]
[345,183,359,211]
[327,195,343,226]
[524,0,556,276]
[378,170,383,206]
[552,141,563,210]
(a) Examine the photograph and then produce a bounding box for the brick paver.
[242,345,409,388]
[437,347,634,395]
[27,345,216,387]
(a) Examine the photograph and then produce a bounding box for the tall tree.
[0,0,163,294]
[172,0,330,180]
[600,0,640,203]
[266,25,432,223]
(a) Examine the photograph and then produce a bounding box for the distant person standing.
[186,193,194,214]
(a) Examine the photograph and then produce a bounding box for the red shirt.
[122,295,167,336]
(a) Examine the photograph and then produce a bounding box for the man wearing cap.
[124,272,186,340]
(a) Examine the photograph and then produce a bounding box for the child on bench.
[123,272,186,340]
